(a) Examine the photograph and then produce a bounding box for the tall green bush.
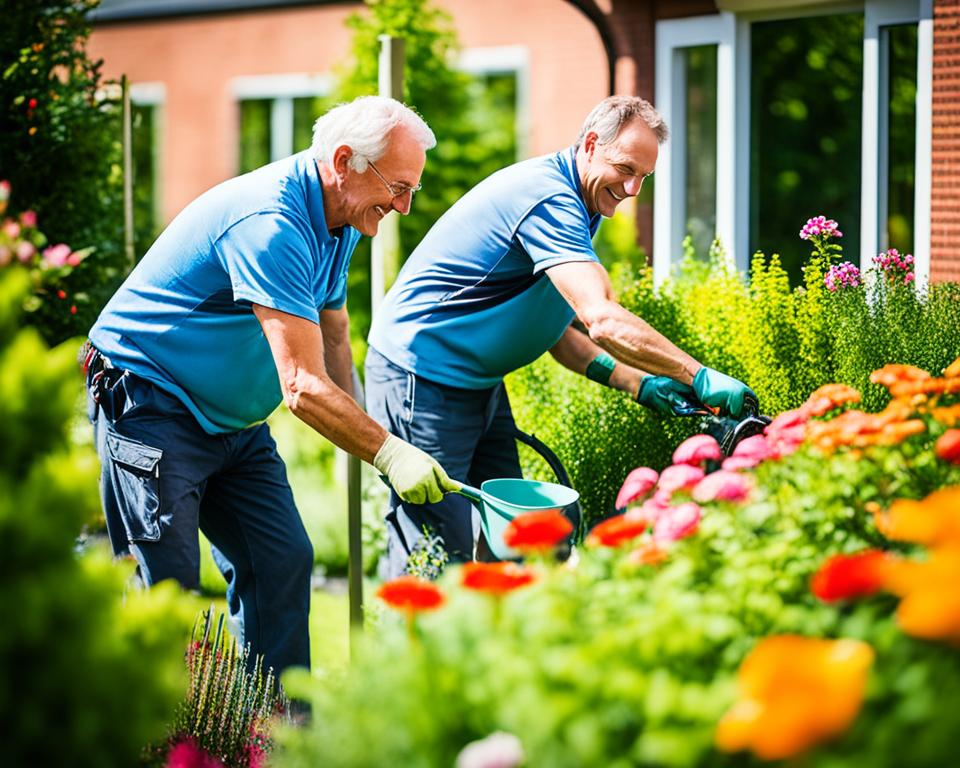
[0,266,193,766]
[0,0,125,343]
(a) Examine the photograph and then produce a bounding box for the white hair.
[311,95,436,171]
[576,95,669,147]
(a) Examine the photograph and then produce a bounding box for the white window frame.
[860,0,932,283]
[230,73,333,162]
[654,13,744,286]
[458,46,531,161]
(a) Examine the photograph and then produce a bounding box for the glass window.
[684,44,718,260]
[883,23,918,253]
[238,98,272,173]
[750,13,864,283]
[132,103,160,260]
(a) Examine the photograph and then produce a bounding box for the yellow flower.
[716,635,874,761]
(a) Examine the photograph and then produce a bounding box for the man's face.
[339,125,426,236]
[579,119,659,218]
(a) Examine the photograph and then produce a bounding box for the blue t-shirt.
[90,150,360,434]
[368,147,601,389]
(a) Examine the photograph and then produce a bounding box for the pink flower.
[722,455,759,471]
[456,731,525,768]
[653,502,702,542]
[66,251,83,267]
[0,245,11,266]
[19,210,36,228]
[626,494,671,526]
[672,434,722,466]
[730,434,772,465]
[0,180,10,200]
[767,409,808,432]
[3,219,20,239]
[692,470,753,503]
[42,243,71,267]
[165,739,225,768]
[15,240,35,262]
[799,215,842,240]
[615,466,659,508]
[657,463,705,495]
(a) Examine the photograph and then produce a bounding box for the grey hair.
[576,95,669,147]
[311,95,436,171]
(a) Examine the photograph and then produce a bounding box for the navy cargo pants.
[85,350,312,676]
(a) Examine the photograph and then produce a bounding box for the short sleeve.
[515,195,600,274]
[215,212,319,323]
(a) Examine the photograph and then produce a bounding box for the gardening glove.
[373,434,459,505]
[636,375,700,417]
[692,367,759,420]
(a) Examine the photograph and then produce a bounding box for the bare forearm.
[550,325,643,396]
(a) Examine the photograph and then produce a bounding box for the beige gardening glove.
[373,434,459,505]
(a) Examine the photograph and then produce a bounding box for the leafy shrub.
[272,367,960,768]
[0,0,126,344]
[0,266,193,766]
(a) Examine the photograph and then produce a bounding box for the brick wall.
[932,0,960,281]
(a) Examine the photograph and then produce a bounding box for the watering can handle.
[452,482,484,504]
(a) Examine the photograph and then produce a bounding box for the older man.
[366,95,756,577]
[85,96,456,676]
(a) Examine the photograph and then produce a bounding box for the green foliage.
[0,267,193,766]
[509,234,960,524]
[273,418,960,768]
[0,0,126,343]
[145,608,289,768]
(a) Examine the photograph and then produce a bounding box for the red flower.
[935,429,960,465]
[28,98,37,109]
[165,739,224,768]
[56,289,66,299]
[811,550,890,602]
[376,576,445,614]
[70,304,77,314]
[502,509,573,552]
[586,514,648,548]
[461,561,535,594]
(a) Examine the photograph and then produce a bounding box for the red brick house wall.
[932,0,960,281]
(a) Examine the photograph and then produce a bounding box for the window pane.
[293,96,333,154]
[885,23,917,253]
[238,99,271,173]
[132,103,158,259]
[685,44,718,260]
[750,14,864,283]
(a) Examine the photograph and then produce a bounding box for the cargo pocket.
[106,433,163,542]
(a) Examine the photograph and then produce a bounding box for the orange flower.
[870,364,930,389]
[883,550,960,643]
[376,576,445,614]
[715,635,874,761]
[930,403,960,426]
[802,383,861,416]
[502,510,573,553]
[461,562,535,595]
[935,429,960,465]
[876,487,960,547]
[811,550,892,602]
[586,514,648,548]
[627,540,669,566]
[944,355,960,378]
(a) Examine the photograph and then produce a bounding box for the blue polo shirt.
[90,150,360,434]
[368,147,601,389]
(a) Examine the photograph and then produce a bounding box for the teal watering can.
[454,478,580,561]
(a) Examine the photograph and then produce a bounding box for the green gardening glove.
[373,434,460,505]
[692,367,758,420]
[636,375,700,416]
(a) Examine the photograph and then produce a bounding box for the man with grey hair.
[367,95,755,577]
[84,95,455,677]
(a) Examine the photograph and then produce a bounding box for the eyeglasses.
[367,160,422,199]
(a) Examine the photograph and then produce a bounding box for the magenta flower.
[165,739,225,768]
[42,242,72,267]
[615,466,659,508]
[692,470,753,503]
[799,215,843,240]
[653,502,702,543]
[872,248,915,286]
[19,210,36,228]
[672,434,722,466]
[657,463,705,495]
[824,261,861,292]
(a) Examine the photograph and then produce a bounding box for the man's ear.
[332,145,353,181]
[582,131,599,158]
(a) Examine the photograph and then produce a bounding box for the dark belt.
[79,339,123,407]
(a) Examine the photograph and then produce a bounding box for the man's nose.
[392,191,412,215]
[623,175,643,196]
